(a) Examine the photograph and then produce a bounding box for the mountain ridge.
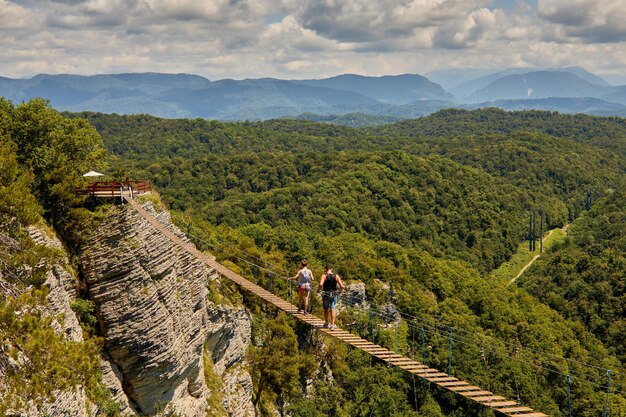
[1,69,626,120]
[467,70,614,102]
[292,73,453,104]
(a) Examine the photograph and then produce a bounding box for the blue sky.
[492,0,537,10]
[0,0,624,83]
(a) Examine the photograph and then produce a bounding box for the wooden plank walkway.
[124,196,548,417]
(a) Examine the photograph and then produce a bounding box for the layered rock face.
[0,226,94,416]
[80,202,254,416]
[206,305,254,417]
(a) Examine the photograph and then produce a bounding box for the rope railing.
[171,214,623,414]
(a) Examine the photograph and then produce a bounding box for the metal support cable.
[177,219,624,395]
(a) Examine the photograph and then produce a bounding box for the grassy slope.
[492,228,567,282]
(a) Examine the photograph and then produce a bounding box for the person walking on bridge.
[290,259,314,315]
[318,265,345,330]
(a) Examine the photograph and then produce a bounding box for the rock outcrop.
[0,226,95,416]
[80,202,254,416]
[206,305,254,417]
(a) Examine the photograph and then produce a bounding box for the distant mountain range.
[466,97,626,116]
[1,67,625,122]
[293,74,453,104]
[447,66,610,100]
[466,71,614,103]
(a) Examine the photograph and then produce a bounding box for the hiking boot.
[329,324,335,330]
[322,322,329,329]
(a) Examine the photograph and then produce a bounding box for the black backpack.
[323,273,338,292]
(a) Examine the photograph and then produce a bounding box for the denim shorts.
[322,293,339,310]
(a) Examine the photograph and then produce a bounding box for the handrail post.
[604,369,611,417]
[421,326,427,386]
[448,326,453,377]
[567,374,572,417]
[395,320,398,354]
[370,309,375,344]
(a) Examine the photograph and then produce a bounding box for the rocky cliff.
[80,201,254,417]
[0,225,93,416]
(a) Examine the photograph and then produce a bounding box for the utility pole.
[529,209,533,252]
[529,209,537,252]
[533,210,537,252]
[539,213,543,253]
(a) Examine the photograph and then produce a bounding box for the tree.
[249,313,302,416]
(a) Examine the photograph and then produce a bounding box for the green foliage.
[370,108,626,155]
[1,98,107,250]
[79,109,624,274]
[70,297,98,336]
[521,192,626,362]
[86,381,122,417]
[0,98,120,415]
[0,289,107,414]
[340,350,419,417]
[0,136,41,232]
[248,313,305,415]
[203,344,227,417]
[295,112,402,127]
[491,227,566,282]
[78,108,626,415]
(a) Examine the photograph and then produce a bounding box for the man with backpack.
[317,265,345,330]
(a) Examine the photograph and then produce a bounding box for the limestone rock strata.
[81,203,254,416]
[0,226,94,416]
[39,231,91,417]
[101,352,139,416]
[222,365,255,417]
[206,305,254,416]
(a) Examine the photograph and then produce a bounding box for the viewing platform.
[78,180,152,198]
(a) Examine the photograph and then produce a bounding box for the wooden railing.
[77,180,152,198]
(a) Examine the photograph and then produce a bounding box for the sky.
[1,0,625,83]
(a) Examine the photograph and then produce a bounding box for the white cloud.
[292,0,494,48]
[432,8,497,48]
[0,0,36,29]
[0,0,623,80]
[537,0,626,42]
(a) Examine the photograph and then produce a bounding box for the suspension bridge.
[122,195,559,416]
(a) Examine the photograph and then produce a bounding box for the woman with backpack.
[290,259,314,315]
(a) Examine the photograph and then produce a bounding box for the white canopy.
[83,170,105,177]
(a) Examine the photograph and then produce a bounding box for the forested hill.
[72,108,625,275]
[78,108,625,222]
[367,108,626,155]
[70,107,626,415]
[520,191,626,363]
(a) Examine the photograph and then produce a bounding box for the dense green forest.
[3,101,623,415]
[70,108,626,416]
[366,108,626,155]
[521,192,626,363]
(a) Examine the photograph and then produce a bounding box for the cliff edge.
[80,200,254,417]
